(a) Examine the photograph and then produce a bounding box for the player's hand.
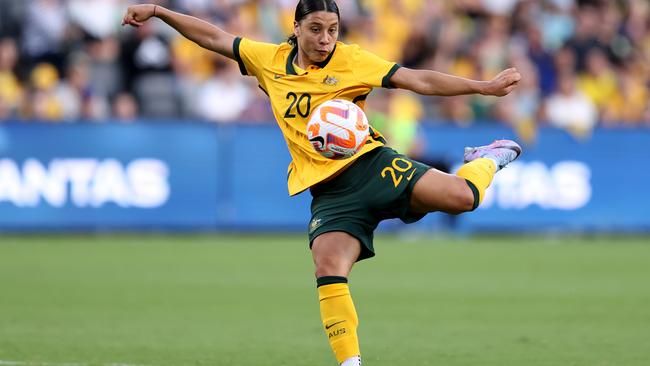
[122,4,157,27]
[482,68,521,97]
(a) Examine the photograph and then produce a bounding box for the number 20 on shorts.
[381,157,415,188]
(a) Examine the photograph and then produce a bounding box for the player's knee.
[314,255,345,277]
[460,189,477,212]
[311,232,360,277]
[450,185,476,213]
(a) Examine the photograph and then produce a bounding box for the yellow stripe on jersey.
[233,37,400,195]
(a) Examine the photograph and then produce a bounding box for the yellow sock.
[317,277,360,364]
[456,158,497,209]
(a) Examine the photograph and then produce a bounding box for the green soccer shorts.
[308,146,431,261]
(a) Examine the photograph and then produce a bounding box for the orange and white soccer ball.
[306,99,370,160]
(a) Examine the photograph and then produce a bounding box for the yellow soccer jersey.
[233,37,400,195]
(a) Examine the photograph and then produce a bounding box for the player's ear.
[294,20,301,37]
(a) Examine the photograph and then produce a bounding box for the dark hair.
[287,0,340,46]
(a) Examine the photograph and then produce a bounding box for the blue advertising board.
[226,124,311,229]
[0,123,220,229]
[0,122,648,232]
[418,126,650,232]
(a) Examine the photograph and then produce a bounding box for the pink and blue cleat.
[464,139,522,171]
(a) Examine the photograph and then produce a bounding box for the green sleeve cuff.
[233,37,248,76]
[381,64,401,88]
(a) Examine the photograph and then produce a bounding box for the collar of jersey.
[285,44,337,75]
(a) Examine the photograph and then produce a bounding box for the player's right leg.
[410,139,521,213]
[458,139,521,207]
[312,231,363,366]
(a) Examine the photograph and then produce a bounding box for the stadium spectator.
[22,0,69,72]
[68,0,123,40]
[193,61,253,122]
[563,3,605,73]
[120,20,180,118]
[0,37,22,120]
[494,48,541,141]
[86,36,124,101]
[522,24,557,97]
[601,64,650,126]
[0,0,25,39]
[25,62,65,121]
[544,69,597,135]
[578,47,618,113]
[112,91,139,121]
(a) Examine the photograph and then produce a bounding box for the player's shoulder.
[240,37,287,51]
[238,37,294,64]
[334,42,381,63]
[334,41,362,55]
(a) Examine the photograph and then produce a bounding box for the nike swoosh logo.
[274,74,283,79]
[406,168,417,181]
[325,320,345,329]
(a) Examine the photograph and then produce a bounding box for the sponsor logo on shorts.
[406,168,417,181]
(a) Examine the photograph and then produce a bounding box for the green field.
[1,234,649,366]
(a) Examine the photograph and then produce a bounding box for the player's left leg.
[312,231,363,366]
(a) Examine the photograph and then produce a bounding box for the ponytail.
[287,34,298,46]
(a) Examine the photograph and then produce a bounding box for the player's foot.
[464,139,522,171]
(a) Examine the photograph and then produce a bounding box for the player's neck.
[293,49,314,70]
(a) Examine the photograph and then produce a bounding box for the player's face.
[294,11,339,64]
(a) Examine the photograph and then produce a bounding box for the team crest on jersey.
[309,218,323,234]
[322,75,339,86]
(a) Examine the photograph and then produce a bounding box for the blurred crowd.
[0,0,648,137]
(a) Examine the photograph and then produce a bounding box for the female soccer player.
[123,2,522,365]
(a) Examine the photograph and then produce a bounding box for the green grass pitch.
[1,234,649,366]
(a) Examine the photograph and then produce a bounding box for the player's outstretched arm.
[121,4,235,59]
[390,67,521,97]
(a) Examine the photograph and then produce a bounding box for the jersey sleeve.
[352,46,401,89]
[232,37,277,78]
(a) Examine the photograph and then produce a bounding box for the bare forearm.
[155,6,234,58]
[414,70,485,96]
[391,66,521,97]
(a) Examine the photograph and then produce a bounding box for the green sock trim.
[464,179,480,211]
[317,276,348,287]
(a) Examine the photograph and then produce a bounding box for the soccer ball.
[306,99,370,160]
